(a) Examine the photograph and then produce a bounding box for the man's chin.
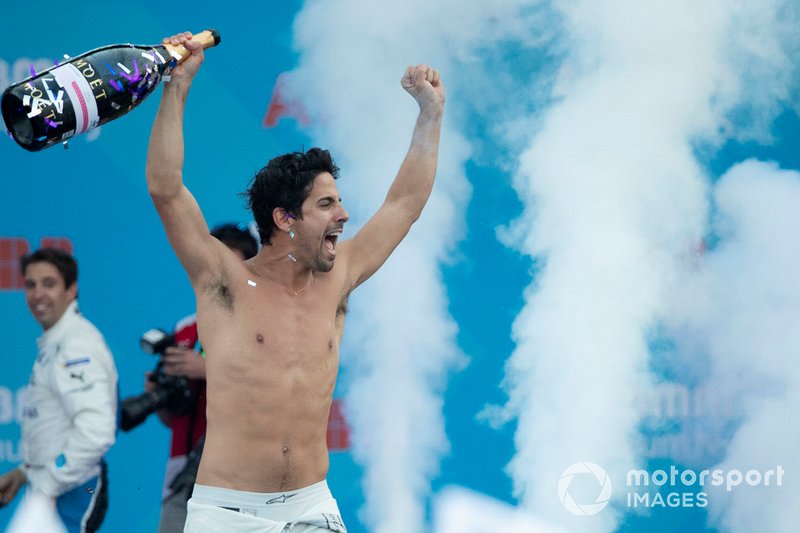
[37,316,56,330]
[29,309,49,325]
[314,257,335,273]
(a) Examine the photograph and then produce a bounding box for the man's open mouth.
[324,229,342,254]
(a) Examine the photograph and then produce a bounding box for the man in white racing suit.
[0,248,118,533]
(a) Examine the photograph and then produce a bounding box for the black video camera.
[119,328,196,432]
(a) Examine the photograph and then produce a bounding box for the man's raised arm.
[146,32,225,286]
[346,64,445,288]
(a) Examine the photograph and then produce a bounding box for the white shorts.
[184,480,346,532]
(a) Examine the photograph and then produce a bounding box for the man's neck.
[248,251,315,294]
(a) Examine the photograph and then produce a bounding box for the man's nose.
[337,205,350,223]
[28,286,44,300]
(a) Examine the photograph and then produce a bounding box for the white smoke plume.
[494,0,798,531]
[668,160,800,532]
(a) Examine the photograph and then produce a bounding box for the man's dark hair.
[242,147,340,245]
[211,223,259,260]
[20,248,78,288]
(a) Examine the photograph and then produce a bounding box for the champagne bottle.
[1,29,220,152]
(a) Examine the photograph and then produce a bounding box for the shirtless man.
[146,32,444,531]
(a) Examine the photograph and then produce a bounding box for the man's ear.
[273,208,295,233]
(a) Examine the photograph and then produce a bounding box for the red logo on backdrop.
[327,398,350,451]
[263,73,311,128]
[39,237,74,254]
[0,237,74,290]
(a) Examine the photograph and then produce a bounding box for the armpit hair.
[337,293,349,317]
[205,277,235,312]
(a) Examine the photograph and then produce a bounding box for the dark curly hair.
[242,148,340,245]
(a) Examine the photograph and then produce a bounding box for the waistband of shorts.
[192,480,331,507]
